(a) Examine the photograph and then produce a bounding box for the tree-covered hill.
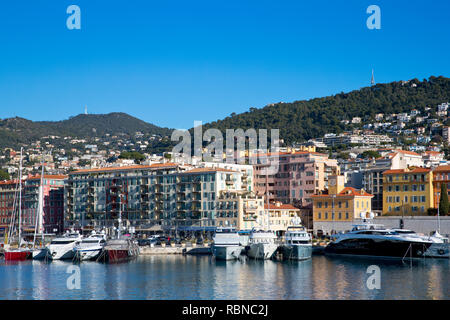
[202,76,450,145]
[0,112,172,148]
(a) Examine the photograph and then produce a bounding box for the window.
[395,185,400,192]
[403,185,408,192]
[338,212,342,220]
[318,212,321,219]
[345,212,349,219]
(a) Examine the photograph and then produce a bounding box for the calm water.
[0,255,449,300]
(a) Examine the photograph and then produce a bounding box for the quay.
[140,244,212,255]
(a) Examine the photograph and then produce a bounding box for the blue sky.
[0,0,449,129]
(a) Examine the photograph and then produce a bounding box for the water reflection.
[0,255,448,300]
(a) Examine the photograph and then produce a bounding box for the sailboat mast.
[18,147,23,246]
[39,153,45,241]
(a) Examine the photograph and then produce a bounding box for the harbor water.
[0,255,448,300]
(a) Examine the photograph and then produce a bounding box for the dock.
[140,244,212,255]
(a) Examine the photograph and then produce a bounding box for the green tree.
[119,151,146,163]
[439,183,449,215]
[0,169,10,180]
[361,150,381,159]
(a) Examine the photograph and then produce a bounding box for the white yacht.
[73,231,107,261]
[212,227,249,260]
[281,221,312,260]
[246,230,278,260]
[325,218,449,259]
[35,230,82,260]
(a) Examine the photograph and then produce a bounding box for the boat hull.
[281,244,312,261]
[107,248,138,263]
[32,248,50,260]
[4,250,31,261]
[247,243,278,260]
[75,248,103,261]
[212,245,243,260]
[47,245,77,260]
[325,238,434,258]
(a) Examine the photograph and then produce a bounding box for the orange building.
[432,165,450,211]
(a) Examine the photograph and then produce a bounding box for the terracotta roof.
[264,204,299,210]
[312,187,373,198]
[181,167,238,174]
[395,149,421,156]
[27,174,67,180]
[252,151,327,158]
[383,167,431,175]
[71,163,178,174]
[433,165,450,173]
[0,179,19,185]
[424,151,442,155]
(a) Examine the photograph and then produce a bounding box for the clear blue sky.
[0,0,449,129]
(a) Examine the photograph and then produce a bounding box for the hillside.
[202,76,450,145]
[0,112,172,148]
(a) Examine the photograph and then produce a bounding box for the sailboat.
[32,156,49,260]
[4,148,32,261]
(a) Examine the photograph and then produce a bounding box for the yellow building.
[382,167,433,215]
[312,173,373,222]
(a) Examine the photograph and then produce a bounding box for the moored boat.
[42,230,82,260]
[246,230,278,260]
[281,223,312,261]
[325,217,449,259]
[73,231,107,261]
[104,237,139,263]
[212,227,248,260]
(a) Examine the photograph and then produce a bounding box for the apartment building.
[362,150,424,212]
[312,173,373,223]
[382,167,433,215]
[0,175,66,236]
[65,163,250,231]
[432,165,450,211]
[252,151,338,206]
[0,180,17,238]
[215,190,265,230]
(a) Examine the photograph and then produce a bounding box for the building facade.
[382,167,433,215]
[253,151,338,206]
[312,173,373,226]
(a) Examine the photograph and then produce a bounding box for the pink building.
[23,175,66,234]
[252,151,338,206]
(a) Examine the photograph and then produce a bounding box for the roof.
[423,151,442,156]
[312,187,373,198]
[252,151,327,158]
[264,204,299,210]
[181,167,238,174]
[383,167,431,175]
[394,149,421,156]
[0,179,19,185]
[433,165,450,173]
[27,174,67,180]
[71,163,178,174]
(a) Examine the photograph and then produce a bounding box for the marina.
[0,255,448,300]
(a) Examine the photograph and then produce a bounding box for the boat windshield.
[51,240,77,244]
